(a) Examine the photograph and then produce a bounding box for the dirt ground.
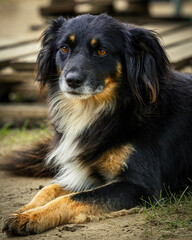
[0,171,147,240]
[0,1,192,239]
[1,164,191,240]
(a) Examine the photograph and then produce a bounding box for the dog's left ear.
[123,26,171,104]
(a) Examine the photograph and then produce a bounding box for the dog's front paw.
[3,195,76,236]
[3,210,45,236]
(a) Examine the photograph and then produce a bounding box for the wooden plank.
[161,26,192,47]
[166,41,192,68]
[41,0,112,15]
[0,30,42,49]
[0,42,40,67]
[40,3,75,15]
[0,104,47,118]
[0,72,34,83]
[143,22,186,35]
[180,63,192,74]
[0,83,41,102]
[10,55,37,71]
[0,104,47,126]
[52,0,75,3]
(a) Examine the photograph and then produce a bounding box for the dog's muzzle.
[65,72,83,89]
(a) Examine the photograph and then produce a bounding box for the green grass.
[0,123,51,149]
[143,187,192,238]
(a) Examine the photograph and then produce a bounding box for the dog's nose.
[65,72,83,89]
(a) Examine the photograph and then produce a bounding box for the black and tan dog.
[2,14,192,236]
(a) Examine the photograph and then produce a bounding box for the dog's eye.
[61,46,70,53]
[97,49,108,56]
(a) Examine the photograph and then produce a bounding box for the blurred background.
[0,0,192,128]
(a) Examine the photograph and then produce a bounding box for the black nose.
[65,72,83,89]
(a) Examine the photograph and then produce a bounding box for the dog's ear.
[36,17,66,88]
[123,26,171,104]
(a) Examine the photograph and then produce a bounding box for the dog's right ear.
[36,17,66,88]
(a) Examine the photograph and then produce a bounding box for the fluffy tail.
[0,138,55,177]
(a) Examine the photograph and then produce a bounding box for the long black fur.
[0,138,54,177]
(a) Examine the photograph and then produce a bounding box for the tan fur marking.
[95,144,134,179]
[6,195,105,234]
[69,34,75,42]
[18,184,70,213]
[149,83,158,103]
[92,79,117,104]
[92,62,122,105]
[57,67,61,76]
[91,38,97,46]
[116,62,122,79]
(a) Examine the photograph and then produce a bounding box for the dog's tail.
[0,138,55,177]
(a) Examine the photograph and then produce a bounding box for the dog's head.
[37,14,170,105]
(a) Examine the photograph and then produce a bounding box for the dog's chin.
[63,88,104,100]
[64,92,93,100]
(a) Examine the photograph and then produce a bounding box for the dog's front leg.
[17,184,70,213]
[3,181,150,236]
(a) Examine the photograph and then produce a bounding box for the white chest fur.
[46,93,114,192]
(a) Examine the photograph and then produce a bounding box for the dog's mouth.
[64,91,93,99]
[64,87,104,99]
[66,91,81,95]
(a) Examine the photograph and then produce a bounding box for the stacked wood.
[0,104,47,127]
[117,0,149,15]
[0,70,42,102]
[0,31,46,126]
[11,55,37,72]
[40,0,113,16]
[40,0,149,16]
[40,0,76,16]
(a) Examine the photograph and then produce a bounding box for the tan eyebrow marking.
[69,34,75,42]
[91,38,97,46]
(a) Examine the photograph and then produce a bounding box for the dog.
[2,13,192,236]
